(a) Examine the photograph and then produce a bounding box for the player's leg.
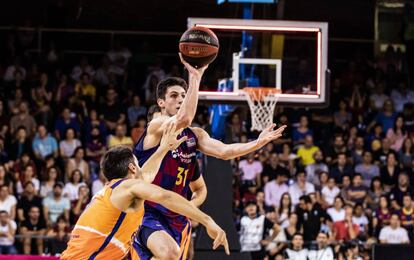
[146,230,181,260]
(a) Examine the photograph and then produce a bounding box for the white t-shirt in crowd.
[288,182,315,206]
[327,207,345,222]
[16,178,40,195]
[92,179,105,196]
[308,246,334,260]
[239,160,263,181]
[0,195,17,216]
[321,186,340,206]
[379,226,410,244]
[0,220,16,246]
[352,215,369,233]
[63,182,86,201]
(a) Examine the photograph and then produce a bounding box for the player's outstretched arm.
[129,181,230,255]
[192,124,287,160]
[145,54,208,145]
[139,122,186,183]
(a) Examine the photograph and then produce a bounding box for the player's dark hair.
[156,77,188,100]
[100,145,135,181]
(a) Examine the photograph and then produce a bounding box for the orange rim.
[243,87,281,101]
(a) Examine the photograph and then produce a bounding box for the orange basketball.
[179,26,219,68]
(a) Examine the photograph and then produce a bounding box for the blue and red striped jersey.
[133,127,200,230]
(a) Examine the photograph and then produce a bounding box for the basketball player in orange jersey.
[61,123,229,260]
[133,54,286,259]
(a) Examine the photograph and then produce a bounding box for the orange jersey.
[61,179,143,260]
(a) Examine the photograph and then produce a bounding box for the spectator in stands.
[308,231,334,260]
[317,171,330,191]
[292,115,313,146]
[264,171,289,209]
[261,153,289,184]
[16,165,40,195]
[54,107,81,140]
[0,210,17,254]
[31,73,53,126]
[350,136,365,165]
[352,203,369,240]
[17,182,43,223]
[347,174,368,205]
[373,195,392,237]
[0,139,8,164]
[0,185,16,220]
[43,182,70,225]
[71,56,95,82]
[131,116,147,144]
[20,206,46,254]
[354,151,380,188]
[276,193,292,227]
[8,88,24,115]
[3,58,26,82]
[365,124,384,151]
[9,126,33,160]
[84,109,107,143]
[128,95,147,127]
[278,143,297,172]
[283,233,308,260]
[305,150,329,186]
[321,177,341,208]
[75,73,96,103]
[100,88,126,131]
[86,127,106,177]
[366,177,386,210]
[375,138,392,165]
[379,213,410,244]
[225,112,246,143]
[92,172,106,196]
[329,153,353,184]
[381,152,401,191]
[297,135,319,166]
[0,165,11,191]
[239,152,263,189]
[399,138,414,169]
[389,172,414,210]
[9,102,37,137]
[66,147,90,182]
[334,100,352,131]
[70,185,90,224]
[289,170,315,206]
[46,215,70,256]
[54,74,75,104]
[369,82,388,112]
[268,212,300,257]
[296,195,327,241]
[398,194,414,242]
[59,127,82,160]
[63,170,86,201]
[107,123,133,148]
[386,115,407,152]
[32,124,59,161]
[333,205,359,242]
[239,200,275,260]
[40,167,59,198]
[390,82,411,113]
[325,135,348,165]
[327,196,346,223]
[369,99,397,133]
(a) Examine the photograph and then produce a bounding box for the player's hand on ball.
[257,124,287,145]
[206,219,230,255]
[160,121,187,151]
[178,53,208,80]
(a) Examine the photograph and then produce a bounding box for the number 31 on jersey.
[175,167,188,186]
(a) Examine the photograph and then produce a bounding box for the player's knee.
[156,245,180,260]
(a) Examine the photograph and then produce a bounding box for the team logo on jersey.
[186,137,196,147]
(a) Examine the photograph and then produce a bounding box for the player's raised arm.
[128,181,230,255]
[192,124,287,160]
[144,55,208,148]
[139,122,187,183]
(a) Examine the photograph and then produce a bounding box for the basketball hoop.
[242,87,281,132]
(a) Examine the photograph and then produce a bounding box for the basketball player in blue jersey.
[133,54,287,259]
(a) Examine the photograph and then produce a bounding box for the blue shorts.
[132,213,191,260]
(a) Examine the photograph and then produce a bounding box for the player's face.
[158,86,186,116]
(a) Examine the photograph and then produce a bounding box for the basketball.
[179,26,219,68]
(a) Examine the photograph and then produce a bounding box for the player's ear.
[157,98,165,109]
[128,163,137,176]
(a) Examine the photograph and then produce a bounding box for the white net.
[242,88,280,132]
